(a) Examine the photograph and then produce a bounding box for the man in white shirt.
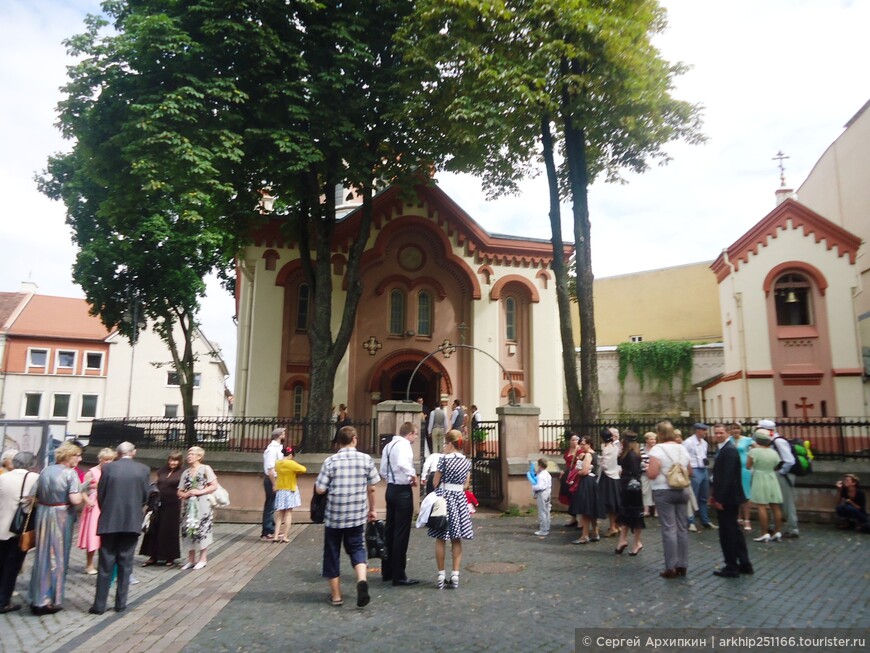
[761,419,799,538]
[380,421,419,586]
[683,423,716,530]
[262,428,285,540]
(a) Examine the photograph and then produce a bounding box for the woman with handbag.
[428,430,474,589]
[615,432,645,556]
[177,447,218,570]
[29,442,84,615]
[140,451,184,566]
[77,447,117,575]
[646,420,692,579]
[0,452,38,613]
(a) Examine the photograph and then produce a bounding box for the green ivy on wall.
[617,340,694,394]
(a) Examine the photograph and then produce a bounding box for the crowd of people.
[0,411,863,618]
[0,441,222,616]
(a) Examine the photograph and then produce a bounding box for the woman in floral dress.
[177,447,218,570]
[428,430,473,589]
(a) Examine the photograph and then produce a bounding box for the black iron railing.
[469,420,502,505]
[540,417,870,460]
[89,416,377,454]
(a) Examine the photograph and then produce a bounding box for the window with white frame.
[28,348,48,368]
[293,384,304,418]
[629,335,643,343]
[52,393,71,418]
[85,352,104,372]
[56,350,76,370]
[389,289,405,335]
[166,371,201,388]
[24,393,42,417]
[164,404,178,418]
[80,394,99,419]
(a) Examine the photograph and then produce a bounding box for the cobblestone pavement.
[1,515,867,653]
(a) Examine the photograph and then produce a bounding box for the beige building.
[795,99,870,397]
[233,182,569,423]
[577,261,722,345]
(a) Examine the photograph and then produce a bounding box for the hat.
[283,446,295,457]
[753,429,773,445]
[693,423,709,431]
[757,419,776,430]
[621,431,637,443]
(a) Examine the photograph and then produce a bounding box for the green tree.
[41,1,446,449]
[399,0,704,421]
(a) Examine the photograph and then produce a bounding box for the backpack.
[775,436,813,476]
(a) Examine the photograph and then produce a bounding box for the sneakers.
[436,575,445,590]
[450,574,459,590]
[688,523,699,532]
[533,530,549,536]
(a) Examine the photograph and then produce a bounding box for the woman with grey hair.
[1,449,19,474]
[0,452,38,612]
[178,447,218,570]
[29,442,84,614]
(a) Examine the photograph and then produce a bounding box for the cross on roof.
[772,150,790,188]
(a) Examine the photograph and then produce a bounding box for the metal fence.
[469,420,502,505]
[540,417,870,460]
[89,416,377,454]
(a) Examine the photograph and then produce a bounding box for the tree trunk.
[562,58,599,422]
[541,115,582,422]
[162,309,198,444]
[301,173,375,451]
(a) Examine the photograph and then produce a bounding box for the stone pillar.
[495,404,541,511]
[376,400,423,460]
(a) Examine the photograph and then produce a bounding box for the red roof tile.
[7,294,112,340]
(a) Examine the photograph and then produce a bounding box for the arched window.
[417,291,432,336]
[293,384,304,418]
[296,283,310,331]
[773,273,812,326]
[505,296,517,341]
[389,289,405,335]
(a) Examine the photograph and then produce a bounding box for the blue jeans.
[689,468,710,525]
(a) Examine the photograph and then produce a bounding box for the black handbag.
[310,491,328,524]
[365,519,386,559]
[10,472,34,536]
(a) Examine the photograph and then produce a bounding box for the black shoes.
[31,604,63,616]
[713,568,740,578]
[739,565,755,575]
[392,578,420,586]
[356,581,370,607]
[88,606,105,615]
[0,604,21,614]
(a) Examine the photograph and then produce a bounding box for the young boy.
[530,458,552,536]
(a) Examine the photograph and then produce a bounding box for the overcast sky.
[1,0,868,388]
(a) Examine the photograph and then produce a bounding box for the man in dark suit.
[89,442,150,614]
[709,423,753,578]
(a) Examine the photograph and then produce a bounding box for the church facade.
[233,183,569,423]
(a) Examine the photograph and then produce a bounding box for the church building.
[232,183,569,423]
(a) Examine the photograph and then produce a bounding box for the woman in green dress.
[746,429,783,543]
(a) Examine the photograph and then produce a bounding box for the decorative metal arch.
[404,343,518,406]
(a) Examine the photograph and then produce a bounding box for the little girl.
[274,446,306,542]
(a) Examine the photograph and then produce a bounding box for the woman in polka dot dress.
[428,429,474,589]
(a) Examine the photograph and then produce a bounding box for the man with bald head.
[89,442,150,615]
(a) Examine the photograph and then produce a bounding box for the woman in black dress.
[570,436,601,544]
[615,431,645,556]
[140,451,183,567]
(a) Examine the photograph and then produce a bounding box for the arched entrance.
[368,350,453,412]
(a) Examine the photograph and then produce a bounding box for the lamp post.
[123,303,146,419]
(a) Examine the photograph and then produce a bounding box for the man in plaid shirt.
[315,426,380,608]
